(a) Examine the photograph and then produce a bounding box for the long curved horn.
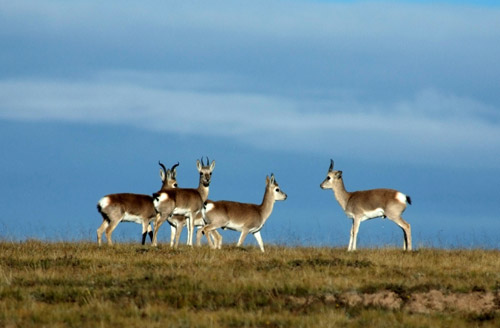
[206,156,210,165]
[200,156,205,166]
[159,161,168,174]
[329,159,334,172]
[170,162,179,171]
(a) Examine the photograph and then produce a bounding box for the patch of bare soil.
[286,290,500,314]
[406,290,498,314]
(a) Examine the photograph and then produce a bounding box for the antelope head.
[197,156,216,187]
[320,159,342,190]
[159,161,179,189]
[267,173,287,201]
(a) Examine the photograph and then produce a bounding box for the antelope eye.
[173,183,178,188]
[275,188,280,192]
[327,176,331,180]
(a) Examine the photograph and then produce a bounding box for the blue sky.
[1,0,499,249]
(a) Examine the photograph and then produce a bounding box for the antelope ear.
[210,160,216,171]
[196,160,202,171]
[266,175,270,185]
[270,173,275,184]
[159,161,167,181]
[336,171,343,178]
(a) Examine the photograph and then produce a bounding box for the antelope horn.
[329,159,334,172]
[159,161,168,174]
[170,162,179,171]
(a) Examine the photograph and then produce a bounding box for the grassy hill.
[0,241,499,327]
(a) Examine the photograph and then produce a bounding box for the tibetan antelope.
[96,162,179,246]
[196,174,287,252]
[152,157,215,247]
[320,159,412,251]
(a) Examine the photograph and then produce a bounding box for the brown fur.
[196,174,287,252]
[96,162,178,246]
[152,159,215,247]
[320,160,412,251]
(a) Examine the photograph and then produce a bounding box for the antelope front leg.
[253,231,265,253]
[170,225,176,247]
[174,223,183,248]
[348,219,361,251]
[186,213,194,246]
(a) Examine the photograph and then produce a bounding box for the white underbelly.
[224,221,245,231]
[346,208,385,221]
[121,212,143,224]
[172,208,191,216]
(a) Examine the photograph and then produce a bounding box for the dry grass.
[1,240,499,327]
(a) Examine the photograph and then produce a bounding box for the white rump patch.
[205,202,215,212]
[396,192,407,204]
[98,197,110,209]
[122,212,143,224]
[154,193,169,208]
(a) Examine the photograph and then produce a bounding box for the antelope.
[196,174,287,252]
[320,159,412,251]
[152,157,215,247]
[96,162,179,246]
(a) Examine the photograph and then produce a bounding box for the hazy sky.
[1,0,499,249]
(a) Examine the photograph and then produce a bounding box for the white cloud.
[1,77,499,168]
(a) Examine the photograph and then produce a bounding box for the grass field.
[0,241,499,327]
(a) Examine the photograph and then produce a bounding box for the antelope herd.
[97,158,412,252]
